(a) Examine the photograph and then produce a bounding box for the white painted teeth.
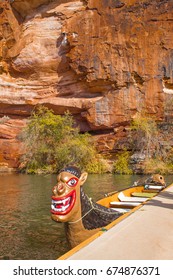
[51,197,71,212]
[52,197,70,205]
[51,204,69,212]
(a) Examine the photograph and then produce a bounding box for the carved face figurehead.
[152,174,166,186]
[51,166,88,223]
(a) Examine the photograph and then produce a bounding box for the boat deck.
[64,184,173,260]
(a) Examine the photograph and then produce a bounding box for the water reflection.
[0,174,68,260]
[0,173,172,260]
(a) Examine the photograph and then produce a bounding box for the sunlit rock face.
[0,0,173,167]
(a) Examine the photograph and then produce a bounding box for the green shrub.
[113,150,132,174]
[86,157,111,174]
[20,106,106,174]
[130,112,158,159]
[143,158,173,174]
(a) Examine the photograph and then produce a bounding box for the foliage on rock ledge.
[19,106,108,174]
[130,113,173,174]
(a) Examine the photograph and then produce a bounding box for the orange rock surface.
[0,0,173,168]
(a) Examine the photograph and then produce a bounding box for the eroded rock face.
[0,118,26,169]
[0,0,173,168]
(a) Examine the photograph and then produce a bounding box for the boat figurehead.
[151,174,166,186]
[51,166,88,223]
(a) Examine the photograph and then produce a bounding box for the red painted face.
[51,177,78,215]
[51,171,82,222]
[51,170,88,223]
[51,190,76,215]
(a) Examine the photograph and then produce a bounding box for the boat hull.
[98,186,146,207]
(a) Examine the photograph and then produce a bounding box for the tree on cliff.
[130,112,173,174]
[131,113,158,159]
[19,106,106,174]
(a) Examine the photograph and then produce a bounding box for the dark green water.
[0,173,172,260]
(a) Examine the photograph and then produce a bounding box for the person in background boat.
[51,166,122,248]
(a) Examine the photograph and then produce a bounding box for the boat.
[97,178,165,212]
[50,166,166,258]
[59,181,173,260]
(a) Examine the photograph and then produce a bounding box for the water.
[0,173,172,260]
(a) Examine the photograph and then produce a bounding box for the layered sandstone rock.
[0,117,26,169]
[0,0,173,168]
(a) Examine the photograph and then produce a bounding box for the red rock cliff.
[0,0,173,168]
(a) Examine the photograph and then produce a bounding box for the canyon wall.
[0,0,173,169]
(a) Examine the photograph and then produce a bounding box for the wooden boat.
[57,178,166,260]
[50,166,166,258]
[98,183,164,211]
[59,181,173,260]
